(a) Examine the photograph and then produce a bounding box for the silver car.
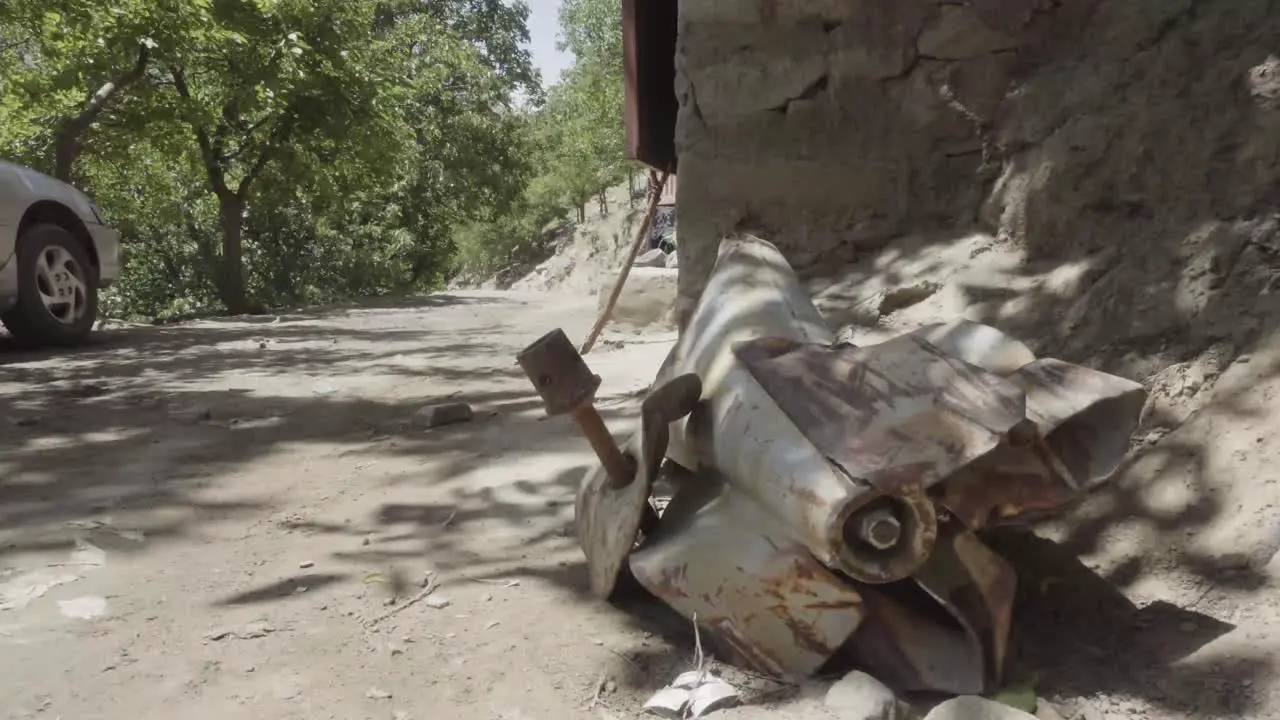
[0,161,121,345]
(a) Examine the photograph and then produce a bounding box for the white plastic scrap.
[643,672,740,718]
[687,682,740,717]
[642,687,693,719]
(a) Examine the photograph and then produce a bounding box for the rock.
[923,696,1037,720]
[57,596,108,620]
[366,687,393,700]
[665,251,680,269]
[824,670,898,720]
[239,621,276,639]
[1034,699,1066,720]
[424,596,451,609]
[414,402,474,428]
[643,687,693,718]
[599,266,678,329]
[916,5,1018,59]
[636,247,669,268]
[299,560,315,569]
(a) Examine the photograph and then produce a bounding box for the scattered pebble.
[57,596,108,620]
[425,596,452,609]
[299,561,315,569]
[415,401,475,428]
[1035,698,1066,720]
[923,696,1037,720]
[485,620,500,629]
[824,670,897,720]
[206,621,276,641]
[366,687,393,700]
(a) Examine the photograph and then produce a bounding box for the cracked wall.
[672,0,1280,330]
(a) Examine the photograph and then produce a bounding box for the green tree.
[1,0,539,317]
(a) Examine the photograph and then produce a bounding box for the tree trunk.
[217,193,248,314]
[597,189,608,216]
[577,204,586,223]
[55,44,149,183]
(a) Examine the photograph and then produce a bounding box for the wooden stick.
[579,170,670,355]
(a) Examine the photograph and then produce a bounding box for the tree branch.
[236,115,295,199]
[54,43,151,182]
[171,65,231,197]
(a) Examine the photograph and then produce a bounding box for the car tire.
[0,223,98,346]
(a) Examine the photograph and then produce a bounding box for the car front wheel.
[1,223,98,346]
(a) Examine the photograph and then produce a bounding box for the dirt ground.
[3,281,1280,720]
[0,291,698,720]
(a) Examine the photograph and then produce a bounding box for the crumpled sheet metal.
[569,236,1145,693]
[629,469,867,679]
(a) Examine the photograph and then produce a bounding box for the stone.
[917,5,1018,59]
[824,670,897,720]
[1034,699,1066,720]
[635,248,669,268]
[923,696,1037,720]
[665,250,680,269]
[598,267,678,329]
[415,402,474,428]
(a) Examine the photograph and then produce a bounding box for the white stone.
[636,248,669,268]
[824,670,897,720]
[923,696,1038,720]
[598,267,679,329]
[415,402,474,428]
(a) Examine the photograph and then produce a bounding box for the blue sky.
[526,0,571,85]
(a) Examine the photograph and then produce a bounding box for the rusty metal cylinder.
[517,328,602,415]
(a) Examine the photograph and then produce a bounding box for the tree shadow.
[989,529,1265,717]
[0,291,655,575]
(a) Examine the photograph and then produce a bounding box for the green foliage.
[454,0,636,280]
[1,0,633,315]
[1,0,539,318]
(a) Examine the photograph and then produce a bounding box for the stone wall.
[672,0,1280,327]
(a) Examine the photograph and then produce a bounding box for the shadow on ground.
[0,292,640,571]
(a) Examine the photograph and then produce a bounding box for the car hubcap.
[35,246,88,325]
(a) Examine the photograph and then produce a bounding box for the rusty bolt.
[856,508,902,550]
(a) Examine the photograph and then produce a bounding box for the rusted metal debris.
[516,235,1146,695]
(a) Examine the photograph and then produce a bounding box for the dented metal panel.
[733,335,1028,494]
[1007,358,1146,489]
[630,470,867,679]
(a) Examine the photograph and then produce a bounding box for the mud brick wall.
[671,0,1280,329]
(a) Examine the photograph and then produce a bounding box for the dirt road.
[0,291,691,720]
[3,288,1280,720]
